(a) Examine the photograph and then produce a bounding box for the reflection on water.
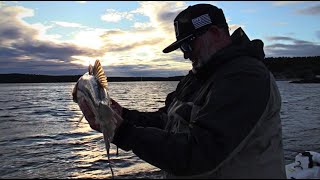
[0,81,319,178]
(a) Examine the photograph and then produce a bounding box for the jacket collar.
[193,27,265,80]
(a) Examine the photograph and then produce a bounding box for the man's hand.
[110,98,124,129]
[78,98,124,133]
[110,98,123,117]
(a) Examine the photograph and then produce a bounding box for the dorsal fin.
[88,64,93,75]
[92,59,108,89]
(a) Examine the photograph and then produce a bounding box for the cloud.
[104,38,164,52]
[0,46,88,75]
[0,2,262,77]
[272,1,320,16]
[224,15,245,35]
[99,28,165,53]
[132,22,153,30]
[296,4,320,15]
[101,9,134,22]
[0,5,102,75]
[0,6,38,45]
[266,36,315,45]
[272,1,306,6]
[266,36,295,41]
[264,36,320,57]
[229,24,245,34]
[104,64,188,77]
[133,2,185,31]
[0,2,192,76]
[52,21,85,28]
[95,2,191,71]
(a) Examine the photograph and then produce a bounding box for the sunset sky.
[1,1,320,76]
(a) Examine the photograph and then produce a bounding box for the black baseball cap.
[163,4,228,53]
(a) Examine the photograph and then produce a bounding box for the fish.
[72,59,118,177]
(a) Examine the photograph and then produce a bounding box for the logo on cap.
[192,14,212,29]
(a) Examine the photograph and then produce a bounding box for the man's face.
[183,31,217,73]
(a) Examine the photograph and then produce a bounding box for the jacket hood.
[194,27,265,79]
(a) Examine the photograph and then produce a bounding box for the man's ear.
[208,25,219,33]
[207,25,221,40]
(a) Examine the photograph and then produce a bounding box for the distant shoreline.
[0,73,184,83]
[289,78,320,84]
[1,56,319,83]
[1,73,318,84]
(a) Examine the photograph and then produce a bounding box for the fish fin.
[88,64,93,75]
[93,59,108,90]
[102,129,114,178]
[76,114,85,126]
[116,146,119,156]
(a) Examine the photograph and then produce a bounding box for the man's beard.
[191,35,216,74]
[192,48,216,74]
[192,61,203,74]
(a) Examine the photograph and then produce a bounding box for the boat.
[285,151,320,179]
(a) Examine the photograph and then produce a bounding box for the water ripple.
[0,81,319,178]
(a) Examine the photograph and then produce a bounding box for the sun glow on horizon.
[71,56,98,67]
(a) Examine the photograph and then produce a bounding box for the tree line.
[0,56,319,83]
[262,56,320,80]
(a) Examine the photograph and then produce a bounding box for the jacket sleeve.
[121,108,166,129]
[112,63,271,176]
[121,91,176,129]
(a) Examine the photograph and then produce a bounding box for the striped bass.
[72,59,118,177]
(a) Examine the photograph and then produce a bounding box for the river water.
[0,81,319,178]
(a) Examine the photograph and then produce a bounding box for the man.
[81,3,286,178]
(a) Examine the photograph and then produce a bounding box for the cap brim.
[162,34,193,53]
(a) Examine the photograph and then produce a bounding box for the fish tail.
[102,129,115,179]
[107,147,114,179]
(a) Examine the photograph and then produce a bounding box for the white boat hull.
[285,151,320,179]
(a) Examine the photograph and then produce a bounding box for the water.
[0,81,319,178]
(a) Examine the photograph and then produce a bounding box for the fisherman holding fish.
[75,4,286,178]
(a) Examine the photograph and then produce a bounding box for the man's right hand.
[79,98,124,133]
[110,98,124,128]
[110,98,123,117]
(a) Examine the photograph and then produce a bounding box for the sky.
[0,1,320,77]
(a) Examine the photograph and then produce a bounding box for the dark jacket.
[112,27,286,178]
